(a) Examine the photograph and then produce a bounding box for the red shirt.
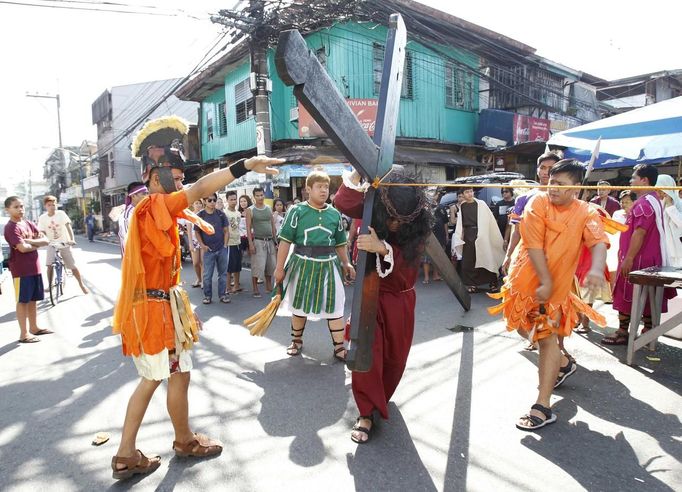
[3,220,41,278]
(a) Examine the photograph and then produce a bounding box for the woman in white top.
[272,198,286,236]
[655,174,682,267]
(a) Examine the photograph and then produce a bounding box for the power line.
[0,0,208,18]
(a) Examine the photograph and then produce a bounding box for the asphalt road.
[0,239,679,491]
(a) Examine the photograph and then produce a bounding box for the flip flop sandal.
[351,416,374,444]
[516,403,557,431]
[111,450,161,480]
[554,359,578,388]
[31,329,54,336]
[202,297,212,305]
[18,337,40,344]
[173,433,223,458]
[220,295,231,304]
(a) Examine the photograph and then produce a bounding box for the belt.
[146,289,170,301]
[294,245,336,257]
[254,236,273,241]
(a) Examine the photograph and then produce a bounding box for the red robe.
[334,184,417,419]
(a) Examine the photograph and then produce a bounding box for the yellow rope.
[375,183,682,191]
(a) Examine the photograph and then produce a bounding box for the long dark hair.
[372,170,433,264]
[238,195,252,213]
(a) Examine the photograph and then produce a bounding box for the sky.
[1,0,680,186]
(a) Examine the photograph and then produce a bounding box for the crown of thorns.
[378,181,428,223]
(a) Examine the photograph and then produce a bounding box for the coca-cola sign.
[298,99,378,138]
[513,114,550,144]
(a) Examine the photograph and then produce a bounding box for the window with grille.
[205,105,214,141]
[316,46,327,68]
[373,43,413,99]
[218,101,227,136]
[235,79,255,124]
[445,62,474,111]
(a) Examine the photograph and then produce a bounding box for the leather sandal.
[329,325,346,362]
[111,450,161,480]
[287,324,305,356]
[601,329,629,346]
[173,433,223,458]
[516,403,557,431]
[351,415,374,444]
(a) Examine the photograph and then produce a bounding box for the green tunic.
[278,202,347,315]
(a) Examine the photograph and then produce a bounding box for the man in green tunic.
[274,170,355,360]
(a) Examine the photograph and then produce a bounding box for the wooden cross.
[275,14,470,372]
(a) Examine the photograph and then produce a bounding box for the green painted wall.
[201,21,484,161]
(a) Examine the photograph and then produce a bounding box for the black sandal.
[286,324,305,356]
[554,359,577,388]
[351,415,374,444]
[516,403,557,431]
[328,325,346,362]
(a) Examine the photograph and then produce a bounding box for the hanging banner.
[298,99,378,138]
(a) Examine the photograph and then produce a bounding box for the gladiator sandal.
[602,312,630,346]
[287,323,305,356]
[328,320,346,362]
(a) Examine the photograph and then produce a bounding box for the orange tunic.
[488,193,608,341]
[112,191,213,357]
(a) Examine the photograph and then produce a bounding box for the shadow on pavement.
[443,329,474,492]
[0,346,134,490]
[241,357,348,467]
[521,407,674,491]
[347,402,437,491]
[0,341,19,358]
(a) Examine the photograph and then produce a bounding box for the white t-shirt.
[38,210,71,242]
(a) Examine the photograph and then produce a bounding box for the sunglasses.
[204,198,216,203]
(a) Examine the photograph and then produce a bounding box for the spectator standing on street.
[224,191,243,293]
[117,182,148,256]
[238,195,252,268]
[246,187,277,298]
[494,187,516,248]
[655,174,682,267]
[273,197,286,236]
[590,180,621,216]
[196,193,230,304]
[451,186,504,293]
[604,164,676,345]
[38,195,89,294]
[85,210,96,242]
[186,199,204,288]
[3,196,52,343]
[488,160,608,430]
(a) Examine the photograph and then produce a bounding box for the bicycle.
[48,241,69,306]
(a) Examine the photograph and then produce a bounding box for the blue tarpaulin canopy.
[548,96,682,169]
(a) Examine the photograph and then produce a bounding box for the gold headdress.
[131,115,189,159]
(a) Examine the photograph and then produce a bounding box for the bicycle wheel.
[50,262,63,306]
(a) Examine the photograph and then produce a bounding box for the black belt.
[147,289,170,300]
[254,236,273,241]
[295,245,336,257]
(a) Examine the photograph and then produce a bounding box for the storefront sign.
[298,99,378,138]
[513,114,550,144]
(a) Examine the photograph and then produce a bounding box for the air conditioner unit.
[290,107,299,122]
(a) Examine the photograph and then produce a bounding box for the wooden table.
[626,267,682,365]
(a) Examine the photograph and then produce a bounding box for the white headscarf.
[655,174,682,213]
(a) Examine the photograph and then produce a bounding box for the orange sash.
[112,194,214,357]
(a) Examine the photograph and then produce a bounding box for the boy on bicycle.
[3,196,52,343]
[37,195,88,294]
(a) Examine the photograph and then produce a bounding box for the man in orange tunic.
[110,116,282,480]
[489,160,608,431]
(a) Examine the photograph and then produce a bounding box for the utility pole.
[26,93,62,149]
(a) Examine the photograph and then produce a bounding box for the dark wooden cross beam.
[276,14,470,372]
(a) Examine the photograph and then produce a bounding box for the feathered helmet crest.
[131,115,189,182]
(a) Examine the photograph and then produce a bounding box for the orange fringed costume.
[488,193,609,341]
[112,191,214,357]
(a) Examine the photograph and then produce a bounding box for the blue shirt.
[197,209,228,252]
